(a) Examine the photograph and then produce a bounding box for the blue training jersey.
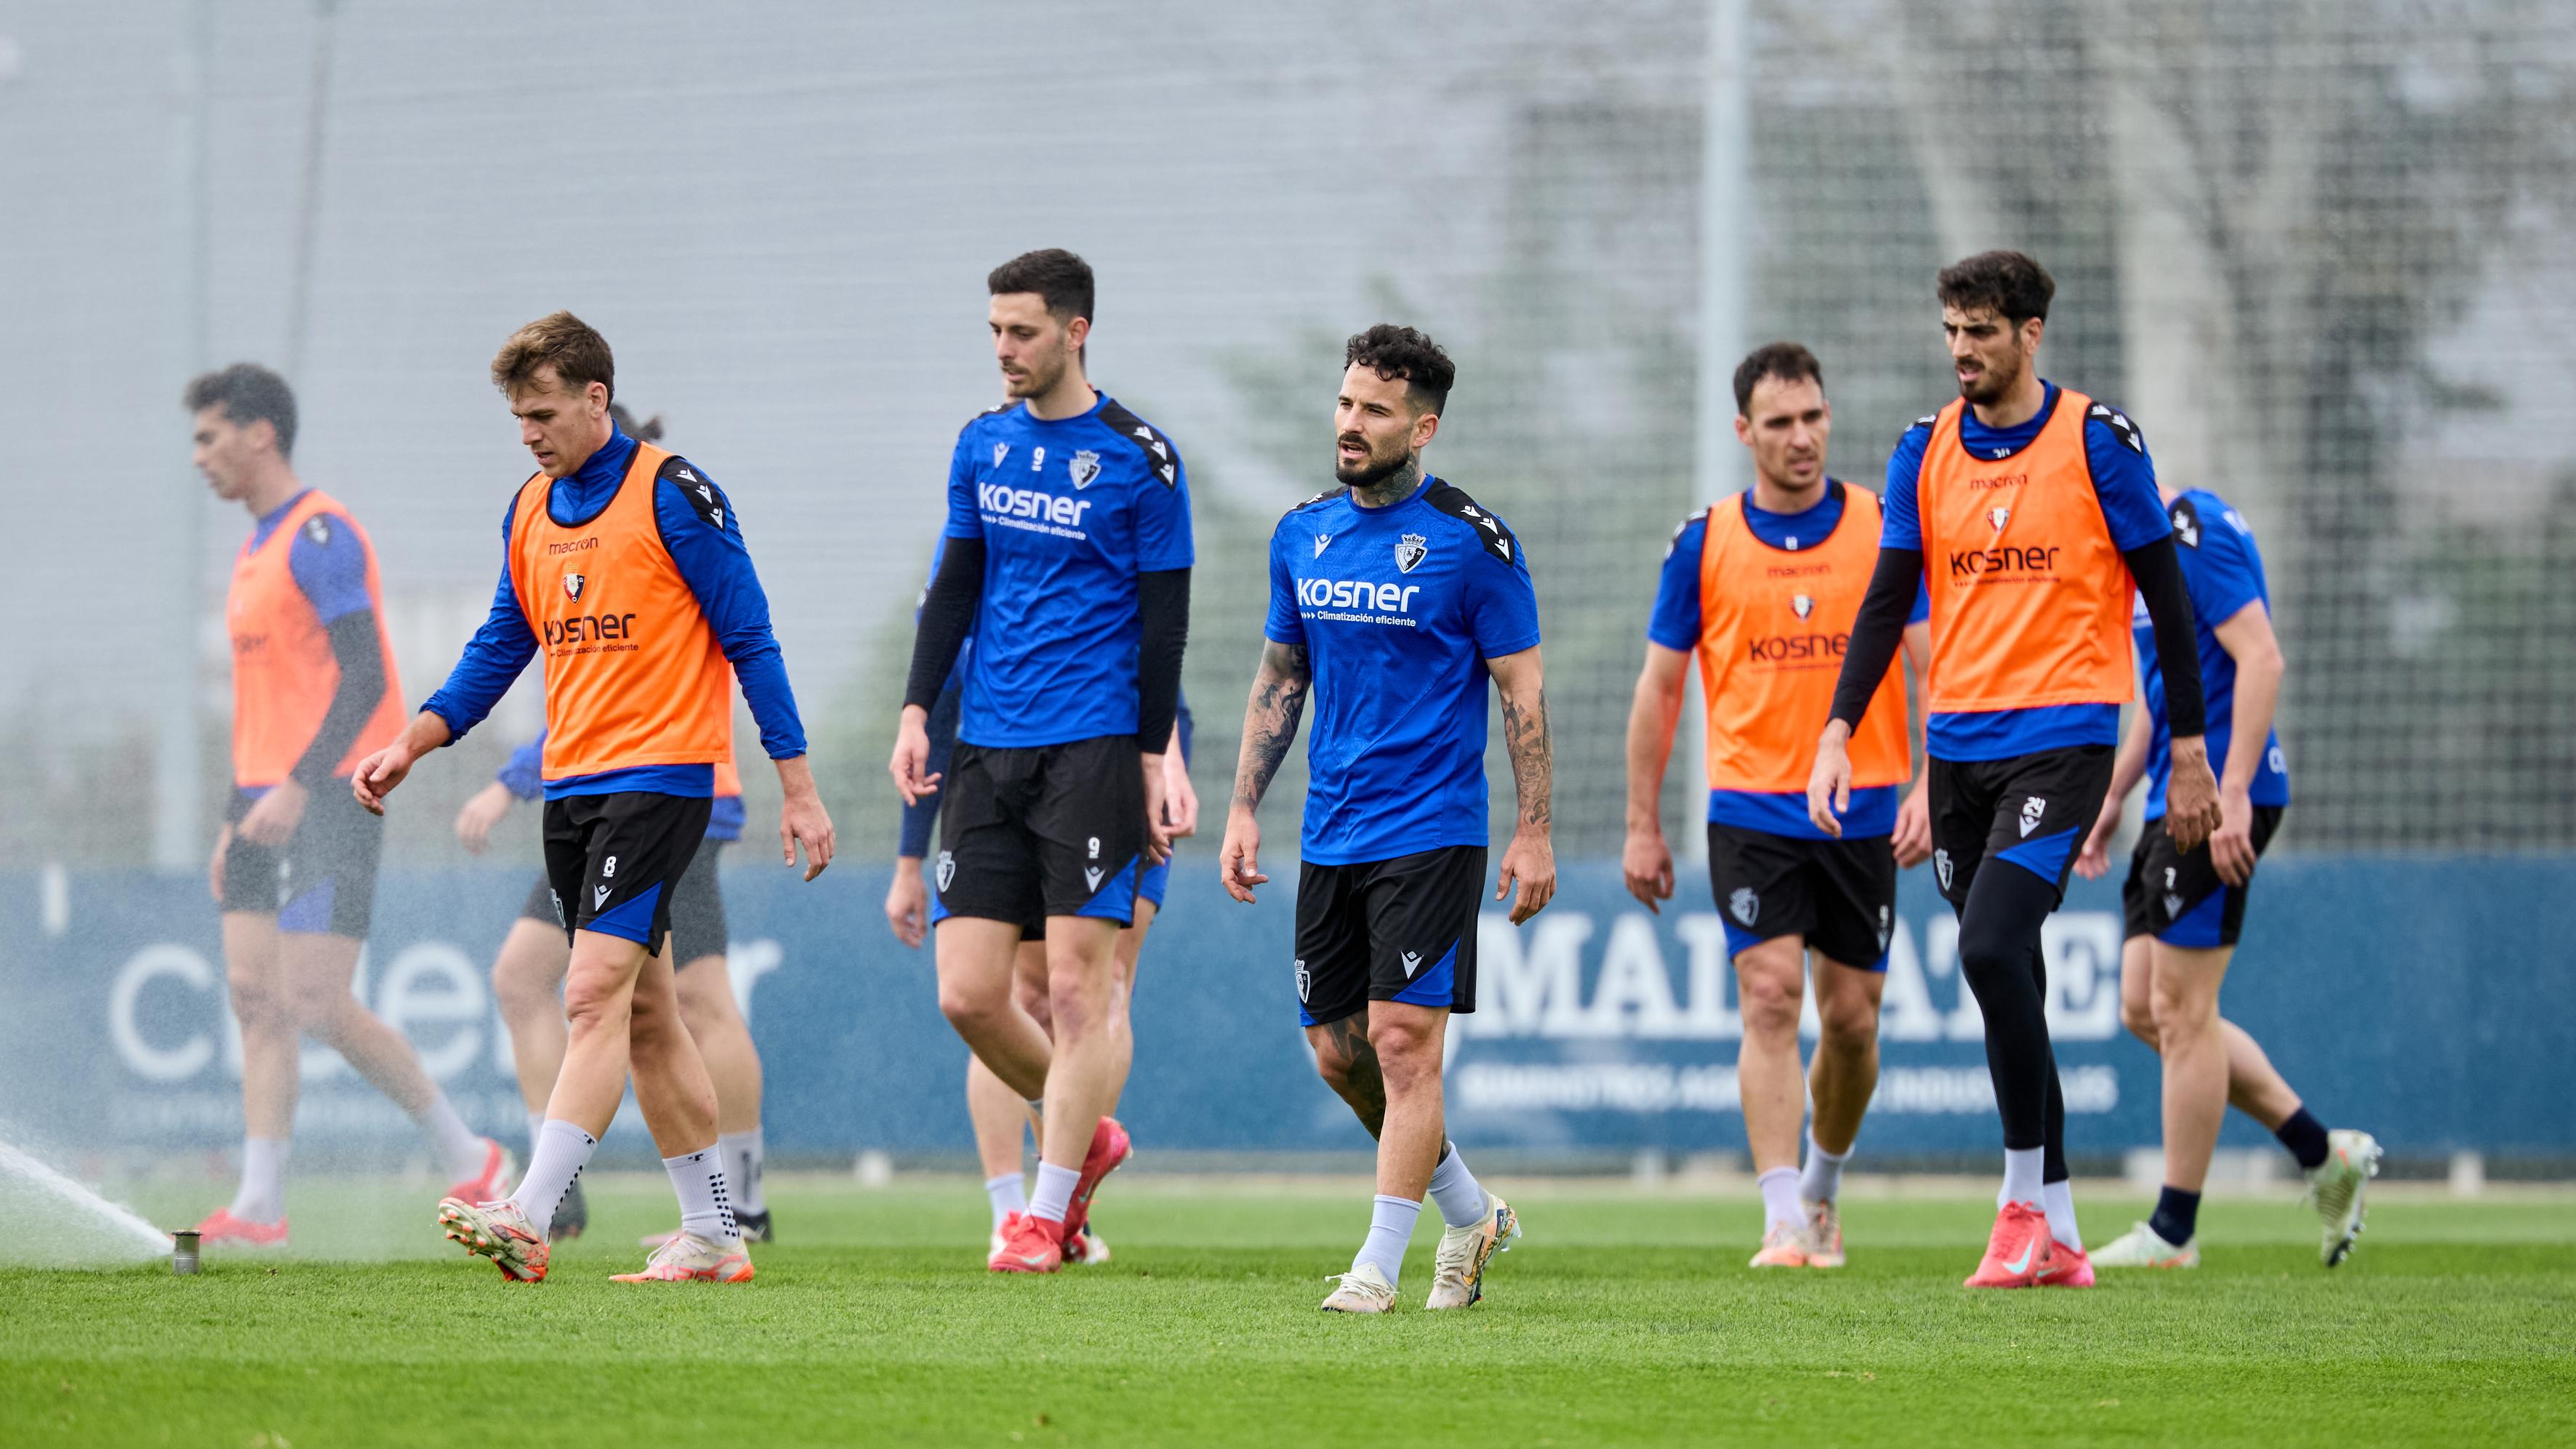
[1648,483,1928,838]
[1266,474,1542,866]
[1879,382,2172,761]
[943,394,1193,748]
[2134,489,2290,819]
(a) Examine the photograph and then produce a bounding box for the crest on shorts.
[1877,904,1892,952]
[1729,888,1760,926]
[1294,958,1311,1003]
[2018,795,2047,838]
[1068,449,1102,491]
[1935,848,1954,891]
[1395,534,1429,574]
[935,850,955,893]
[1987,506,2010,533]
[548,888,566,927]
[1791,593,1815,619]
[563,571,586,601]
[2163,891,2186,920]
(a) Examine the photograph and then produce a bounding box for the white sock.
[1424,1144,1489,1229]
[1757,1166,1804,1231]
[720,1128,766,1216]
[419,1091,487,1182]
[2042,1178,2083,1250]
[664,1144,740,1245]
[1355,1195,1423,1287]
[1799,1132,1851,1205]
[986,1173,1028,1229]
[229,1136,289,1223]
[507,1120,598,1224]
[1999,1147,2045,1208]
[1028,1160,1080,1224]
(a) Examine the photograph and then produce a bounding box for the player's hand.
[2074,794,2122,881]
[1893,782,1934,870]
[1160,749,1200,840]
[2209,784,2258,887]
[886,856,928,947]
[236,777,308,846]
[779,764,835,881]
[1621,827,1674,913]
[1805,722,1854,838]
[1496,828,1555,925]
[454,780,515,854]
[1141,754,1173,867]
[208,826,231,905]
[888,706,940,807]
[1220,806,1264,904]
[2163,736,2222,854]
[351,741,417,815]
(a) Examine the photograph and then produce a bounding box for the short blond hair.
[491,310,614,401]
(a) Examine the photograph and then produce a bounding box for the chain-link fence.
[3,0,2569,868]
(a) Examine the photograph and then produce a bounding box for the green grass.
[5,1176,2572,1446]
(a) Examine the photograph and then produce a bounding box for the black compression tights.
[1954,861,2070,1183]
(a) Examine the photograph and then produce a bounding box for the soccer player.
[1623,342,1933,1268]
[353,311,833,1284]
[890,249,1190,1274]
[186,363,511,1248]
[1221,325,1549,1313]
[1807,252,2221,1289]
[884,537,1200,1268]
[2072,486,2380,1268]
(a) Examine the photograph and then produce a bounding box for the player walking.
[1221,325,1551,1313]
[187,363,512,1248]
[2072,486,2381,1268]
[1808,252,2221,1289]
[1624,343,1932,1268]
[891,250,1190,1274]
[355,312,833,1284]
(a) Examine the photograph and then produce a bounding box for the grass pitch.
[5,1174,2571,1446]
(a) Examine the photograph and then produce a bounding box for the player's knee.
[1736,966,1802,1040]
[1366,1020,1440,1083]
[2148,977,2217,1039]
[560,968,631,1035]
[2120,995,2159,1047]
[1816,990,1880,1048]
[225,974,288,1029]
[938,974,1010,1035]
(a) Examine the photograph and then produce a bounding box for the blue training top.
[2135,489,2290,819]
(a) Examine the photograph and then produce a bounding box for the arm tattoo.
[1318,1014,1387,1139]
[1230,638,1311,811]
[1498,683,1553,830]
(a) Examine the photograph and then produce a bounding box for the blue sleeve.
[286,511,374,625]
[1262,525,1304,645]
[497,731,546,800]
[1909,577,1930,625]
[943,431,983,541]
[2086,409,2171,550]
[898,682,961,857]
[1645,515,1704,651]
[420,496,538,741]
[1132,452,1195,571]
[2183,507,2263,627]
[656,465,807,760]
[1881,426,1929,549]
[1467,518,1544,658]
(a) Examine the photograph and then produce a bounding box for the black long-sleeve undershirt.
[1829,547,1927,730]
[904,537,985,713]
[290,610,387,787]
[1134,568,1190,753]
[2121,535,2207,739]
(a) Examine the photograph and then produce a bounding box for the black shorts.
[1927,744,2116,910]
[666,842,729,965]
[541,792,712,953]
[2122,806,2284,949]
[936,734,1146,931]
[1707,822,1898,971]
[220,782,383,939]
[1293,846,1485,1027]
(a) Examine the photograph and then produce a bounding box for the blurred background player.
[1809,251,2221,1290]
[891,249,1192,1275]
[1221,326,1550,1313]
[355,312,833,1285]
[885,538,1199,1267]
[1622,342,1933,1269]
[452,407,777,1247]
[188,363,510,1248]
[2075,485,2381,1269]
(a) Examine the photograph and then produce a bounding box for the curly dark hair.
[1936,250,2055,325]
[1344,324,1455,415]
[183,363,298,457]
[987,248,1095,325]
[1731,341,1823,417]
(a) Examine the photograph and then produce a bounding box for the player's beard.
[1959,344,2026,408]
[1334,434,1414,492]
[1006,345,1069,400]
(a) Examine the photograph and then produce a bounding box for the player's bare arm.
[1892,619,1935,867]
[886,856,928,948]
[2077,695,2153,881]
[1488,643,1554,925]
[888,705,942,807]
[454,779,515,855]
[351,711,455,814]
[1621,641,1690,911]
[1220,638,1310,904]
[774,753,834,880]
[234,776,309,847]
[1806,718,1855,838]
[2207,600,2285,886]
[1159,717,1199,838]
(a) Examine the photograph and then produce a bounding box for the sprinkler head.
[170,1229,200,1275]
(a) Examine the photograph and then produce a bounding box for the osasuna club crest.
[1293,958,1312,1003]
[935,851,956,893]
[1935,848,1953,891]
[1395,533,1429,574]
[1067,449,1102,491]
[563,571,586,601]
[1986,505,2011,533]
[1790,593,1815,619]
[1729,888,1760,926]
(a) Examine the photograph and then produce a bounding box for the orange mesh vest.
[1917,390,2135,713]
[1695,484,1911,792]
[715,713,742,798]
[227,491,406,788]
[507,442,731,780]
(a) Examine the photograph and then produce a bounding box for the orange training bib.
[227,490,406,788]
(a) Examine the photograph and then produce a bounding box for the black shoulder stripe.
[1285,486,1349,517]
[2086,401,2146,455]
[659,454,731,534]
[2166,493,2202,548]
[1097,398,1182,489]
[1425,481,1519,568]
